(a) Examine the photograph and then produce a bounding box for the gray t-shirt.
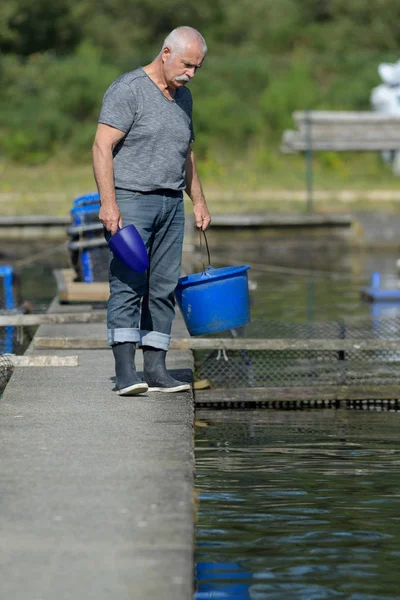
[98,67,194,192]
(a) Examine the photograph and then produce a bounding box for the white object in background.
[370,60,400,174]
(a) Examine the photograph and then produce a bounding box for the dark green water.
[0,242,70,354]
[195,409,400,599]
[194,238,400,599]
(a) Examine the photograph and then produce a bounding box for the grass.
[2,151,400,216]
[0,159,95,216]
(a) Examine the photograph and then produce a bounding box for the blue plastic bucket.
[175,265,251,336]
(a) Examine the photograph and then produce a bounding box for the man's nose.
[186,67,196,78]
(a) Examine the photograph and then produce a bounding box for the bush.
[0,45,398,170]
[0,45,119,163]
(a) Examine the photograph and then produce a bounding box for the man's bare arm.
[185,146,211,231]
[92,123,126,235]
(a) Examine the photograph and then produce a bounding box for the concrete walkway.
[0,299,195,600]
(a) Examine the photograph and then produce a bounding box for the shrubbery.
[0,45,120,162]
[0,0,399,167]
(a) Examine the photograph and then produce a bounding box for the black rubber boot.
[112,342,148,396]
[142,346,191,393]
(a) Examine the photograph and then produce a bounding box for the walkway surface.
[0,298,195,600]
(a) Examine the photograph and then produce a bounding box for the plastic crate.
[69,193,109,283]
[70,193,100,226]
[0,265,15,353]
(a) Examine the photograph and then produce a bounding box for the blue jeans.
[105,188,185,350]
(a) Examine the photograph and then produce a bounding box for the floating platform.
[361,289,400,302]
[54,268,109,303]
[361,271,400,302]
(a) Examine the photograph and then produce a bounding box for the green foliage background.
[0,0,399,169]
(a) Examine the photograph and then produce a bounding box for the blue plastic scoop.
[108,224,148,273]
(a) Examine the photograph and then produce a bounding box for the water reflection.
[195,410,400,599]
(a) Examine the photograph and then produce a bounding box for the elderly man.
[92,26,211,396]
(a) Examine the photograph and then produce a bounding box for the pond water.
[195,409,400,599]
[0,241,70,354]
[0,241,70,309]
[193,232,400,599]
[206,229,400,323]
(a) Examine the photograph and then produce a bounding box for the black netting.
[229,316,400,340]
[0,354,13,395]
[195,317,400,389]
[81,246,110,282]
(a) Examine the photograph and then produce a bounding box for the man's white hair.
[161,26,207,57]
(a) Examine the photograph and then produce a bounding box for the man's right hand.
[99,202,122,235]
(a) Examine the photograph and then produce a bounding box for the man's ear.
[161,47,171,63]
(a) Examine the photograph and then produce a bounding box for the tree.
[0,0,83,55]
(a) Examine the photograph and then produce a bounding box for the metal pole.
[306,277,315,324]
[305,108,314,214]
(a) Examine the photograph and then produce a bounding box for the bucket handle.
[199,227,211,273]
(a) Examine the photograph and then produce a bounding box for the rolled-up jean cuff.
[139,330,171,351]
[108,328,141,346]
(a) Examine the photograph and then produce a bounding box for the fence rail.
[281,111,400,152]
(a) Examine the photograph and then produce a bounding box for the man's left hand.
[193,201,211,231]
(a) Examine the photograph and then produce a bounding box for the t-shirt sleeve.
[98,80,137,133]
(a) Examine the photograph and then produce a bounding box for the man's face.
[162,42,205,88]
